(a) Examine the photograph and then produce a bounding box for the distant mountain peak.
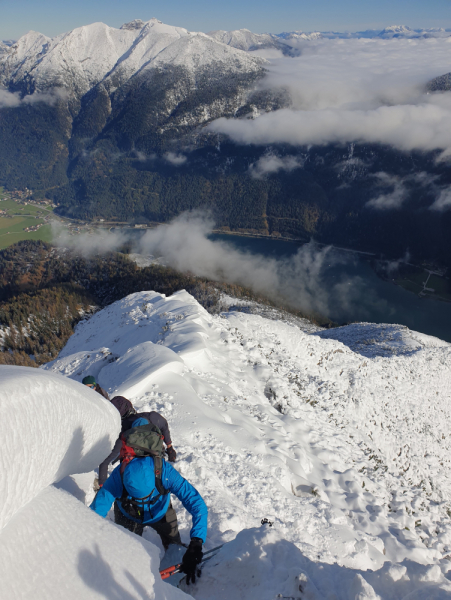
[381,24,412,33]
[120,19,146,31]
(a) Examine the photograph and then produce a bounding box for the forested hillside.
[0,240,321,366]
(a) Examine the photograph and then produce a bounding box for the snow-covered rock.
[42,289,451,598]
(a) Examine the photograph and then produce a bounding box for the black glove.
[167,446,177,462]
[180,537,203,584]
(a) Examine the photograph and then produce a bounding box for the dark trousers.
[114,501,182,549]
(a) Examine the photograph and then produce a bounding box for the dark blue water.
[210,233,451,343]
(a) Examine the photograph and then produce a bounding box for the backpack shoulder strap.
[154,455,169,496]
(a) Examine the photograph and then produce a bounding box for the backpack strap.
[154,455,169,496]
[119,465,159,522]
[119,456,169,517]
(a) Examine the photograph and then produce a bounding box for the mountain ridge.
[0,18,450,270]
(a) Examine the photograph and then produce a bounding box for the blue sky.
[1,0,450,40]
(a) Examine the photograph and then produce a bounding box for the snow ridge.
[42,289,451,599]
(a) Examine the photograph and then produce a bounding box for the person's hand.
[93,478,102,492]
[180,538,203,584]
[167,446,177,462]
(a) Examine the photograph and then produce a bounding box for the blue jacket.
[90,457,208,542]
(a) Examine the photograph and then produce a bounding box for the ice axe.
[160,544,224,580]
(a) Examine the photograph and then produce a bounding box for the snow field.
[45,290,451,598]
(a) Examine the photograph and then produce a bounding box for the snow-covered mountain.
[276,25,451,41]
[0,18,266,97]
[378,25,451,39]
[206,28,295,55]
[276,30,323,42]
[2,289,449,598]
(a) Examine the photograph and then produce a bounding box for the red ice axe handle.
[160,544,224,580]
[160,564,182,580]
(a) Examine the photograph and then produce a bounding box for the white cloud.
[136,212,384,319]
[366,173,408,210]
[164,152,187,166]
[0,89,20,108]
[133,150,156,162]
[208,37,451,156]
[366,171,441,210]
[0,87,68,109]
[249,154,304,179]
[53,222,130,256]
[430,188,451,211]
[209,100,451,157]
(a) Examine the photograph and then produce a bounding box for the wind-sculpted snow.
[0,485,186,600]
[0,366,186,600]
[0,366,120,530]
[44,289,451,598]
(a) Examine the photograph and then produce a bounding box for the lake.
[210,233,451,343]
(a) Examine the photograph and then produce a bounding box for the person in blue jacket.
[90,454,208,584]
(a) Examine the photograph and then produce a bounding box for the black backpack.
[119,423,169,521]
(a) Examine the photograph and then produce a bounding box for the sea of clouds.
[209,37,451,158]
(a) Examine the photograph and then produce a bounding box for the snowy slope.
[44,290,451,599]
[1,23,140,94]
[206,29,282,52]
[0,366,186,600]
[0,31,51,86]
[149,33,265,75]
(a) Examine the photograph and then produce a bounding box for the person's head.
[82,375,96,389]
[111,396,136,419]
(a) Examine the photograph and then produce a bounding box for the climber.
[90,452,207,584]
[82,375,110,400]
[98,396,176,486]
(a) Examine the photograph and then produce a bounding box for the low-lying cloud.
[208,37,451,157]
[249,154,305,179]
[0,87,68,109]
[52,222,130,257]
[366,172,440,210]
[430,188,451,211]
[53,212,391,322]
[136,212,388,321]
[164,152,187,166]
[209,100,451,158]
